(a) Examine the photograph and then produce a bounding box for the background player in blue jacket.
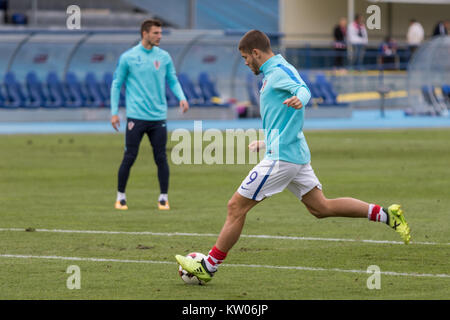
[111,19,189,211]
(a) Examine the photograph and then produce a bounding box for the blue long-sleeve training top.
[258,54,312,165]
[110,43,186,121]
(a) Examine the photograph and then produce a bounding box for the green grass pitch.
[0,129,449,299]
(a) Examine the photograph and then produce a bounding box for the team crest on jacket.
[128,121,135,131]
[154,60,160,70]
[260,80,267,92]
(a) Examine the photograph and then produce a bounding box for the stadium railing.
[285,47,411,71]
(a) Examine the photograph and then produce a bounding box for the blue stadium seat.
[421,85,435,106]
[442,85,450,106]
[299,72,319,106]
[4,72,29,108]
[85,73,104,108]
[421,85,448,115]
[11,13,27,25]
[198,72,229,107]
[178,73,206,106]
[46,72,66,108]
[0,84,8,108]
[26,71,51,108]
[442,85,450,96]
[99,72,112,107]
[315,73,348,106]
[64,72,85,108]
[314,74,334,105]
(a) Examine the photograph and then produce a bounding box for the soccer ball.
[178,252,207,285]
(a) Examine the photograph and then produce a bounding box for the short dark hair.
[140,19,162,37]
[238,30,271,54]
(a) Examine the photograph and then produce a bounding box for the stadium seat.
[64,72,85,108]
[177,73,207,106]
[85,73,104,108]
[198,72,229,107]
[11,13,27,25]
[299,72,320,106]
[421,85,435,106]
[314,74,335,105]
[0,82,21,109]
[315,73,348,107]
[46,72,66,108]
[442,85,450,106]
[100,72,112,107]
[421,85,448,116]
[4,72,29,108]
[0,84,8,108]
[26,71,53,108]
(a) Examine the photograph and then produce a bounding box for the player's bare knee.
[308,207,326,219]
[307,201,332,219]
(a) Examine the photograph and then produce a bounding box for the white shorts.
[237,159,322,201]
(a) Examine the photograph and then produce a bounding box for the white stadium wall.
[281,0,449,46]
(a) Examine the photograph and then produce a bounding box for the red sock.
[204,245,227,272]
[368,204,388,223]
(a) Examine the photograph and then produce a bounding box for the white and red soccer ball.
[178,252,207,285]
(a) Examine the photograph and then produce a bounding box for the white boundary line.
[0,254,449,278]
[0,227,448,246]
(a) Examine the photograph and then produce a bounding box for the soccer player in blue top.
[176,30,411,282]
[111,19,189,211]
